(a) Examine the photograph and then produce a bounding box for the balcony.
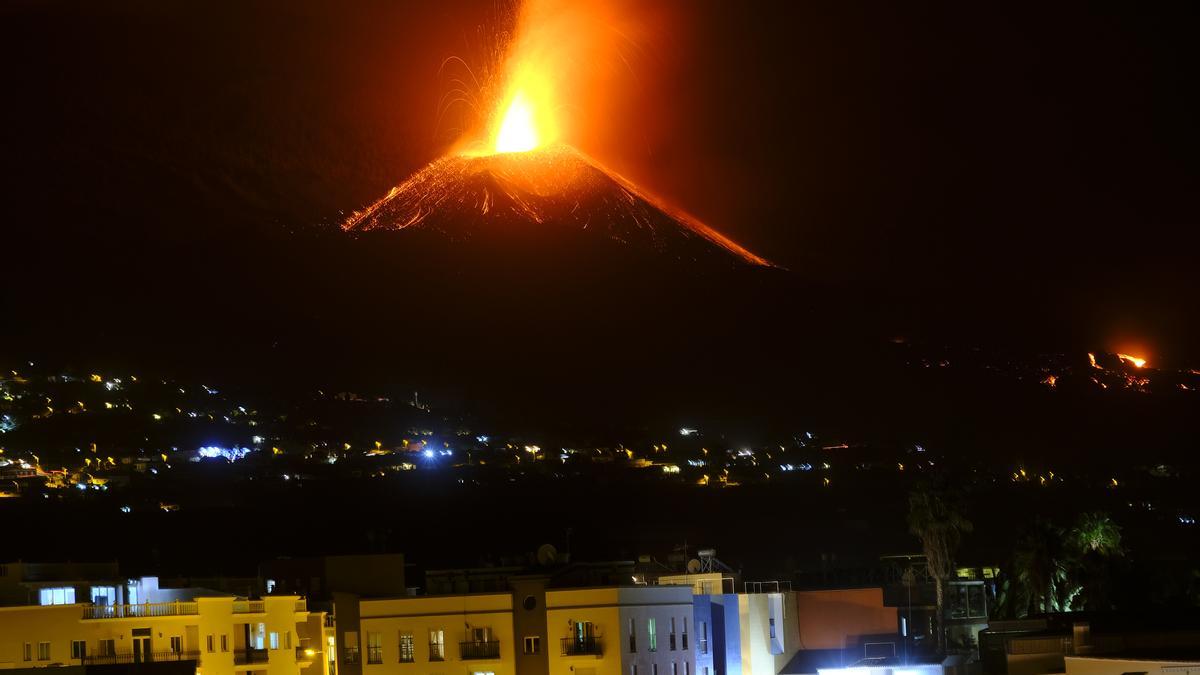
[367,646,384,664]
[295,598,308,612]
[428,644,445,662]
[234,648,270,665]
[460,641,500,660]
[343,647,361,665]
[324,614,336,628]
[84,651,200,665]
[83,602,199,619]
[561,637,603,657]
[232,600,266,614]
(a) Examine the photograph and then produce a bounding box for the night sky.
[2,0,1198,387]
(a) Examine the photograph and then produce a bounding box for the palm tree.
[1009,512,1123,615]
[1067,512,1123,610]
[907,481,973,654]
[1012,518,1069,614]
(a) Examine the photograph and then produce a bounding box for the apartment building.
[332,575,800,675]
[0,574,328,675]
[334,592,515,675]
[547,586,696,675]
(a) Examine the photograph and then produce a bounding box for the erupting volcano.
[342,0,771,268]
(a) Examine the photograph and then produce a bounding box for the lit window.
[429,630,444,661]
[269,632,280,650]
[399,633,415,663]
[39,587,76,605]
[648,618,657,652]
[90,586,117,606]
[367,632,382,664]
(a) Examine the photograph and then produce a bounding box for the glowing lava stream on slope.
[1117,353,1147,368]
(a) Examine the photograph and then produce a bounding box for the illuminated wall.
[545,587,695,675]
[0,595,322,675]
[352,593,516,675]
[792,589,898,650]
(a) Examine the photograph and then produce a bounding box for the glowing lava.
[493,92,541,153]
[1117,353,1147,368]
[343,0,772,268]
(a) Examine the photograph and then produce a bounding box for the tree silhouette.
[908,480,973,654]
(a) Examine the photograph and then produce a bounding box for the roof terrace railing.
[83,601,199,620]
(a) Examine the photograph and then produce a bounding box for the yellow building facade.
[546,586,696,675]
[339,593,515,675]
[0,594,328,675]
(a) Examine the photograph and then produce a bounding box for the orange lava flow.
[1117,353,1147,368]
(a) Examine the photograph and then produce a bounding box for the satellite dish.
[687,559,702,574]
[537,544,558,566]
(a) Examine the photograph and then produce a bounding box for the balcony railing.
[681,633,689,650]
[428,643,445,662]
[232,600,266,614]
[295,599,308,612]
[561,637,603,656]
[83,602,199,619]
[324,614,336,628]
[234,648,270,665]
[698,638,709,655]
[459,641,500,660]
[669,634,677,651]
[367,646,384,664]
[343,647,361,664]
[84,650,200,665]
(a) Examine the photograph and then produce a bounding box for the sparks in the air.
[481,0,566,155]
[341,0,774,267]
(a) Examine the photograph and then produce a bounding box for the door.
[133,637,152,662]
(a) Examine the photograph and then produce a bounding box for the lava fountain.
[343,0,771,267]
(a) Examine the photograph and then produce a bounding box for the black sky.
[2,0,1198,373]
